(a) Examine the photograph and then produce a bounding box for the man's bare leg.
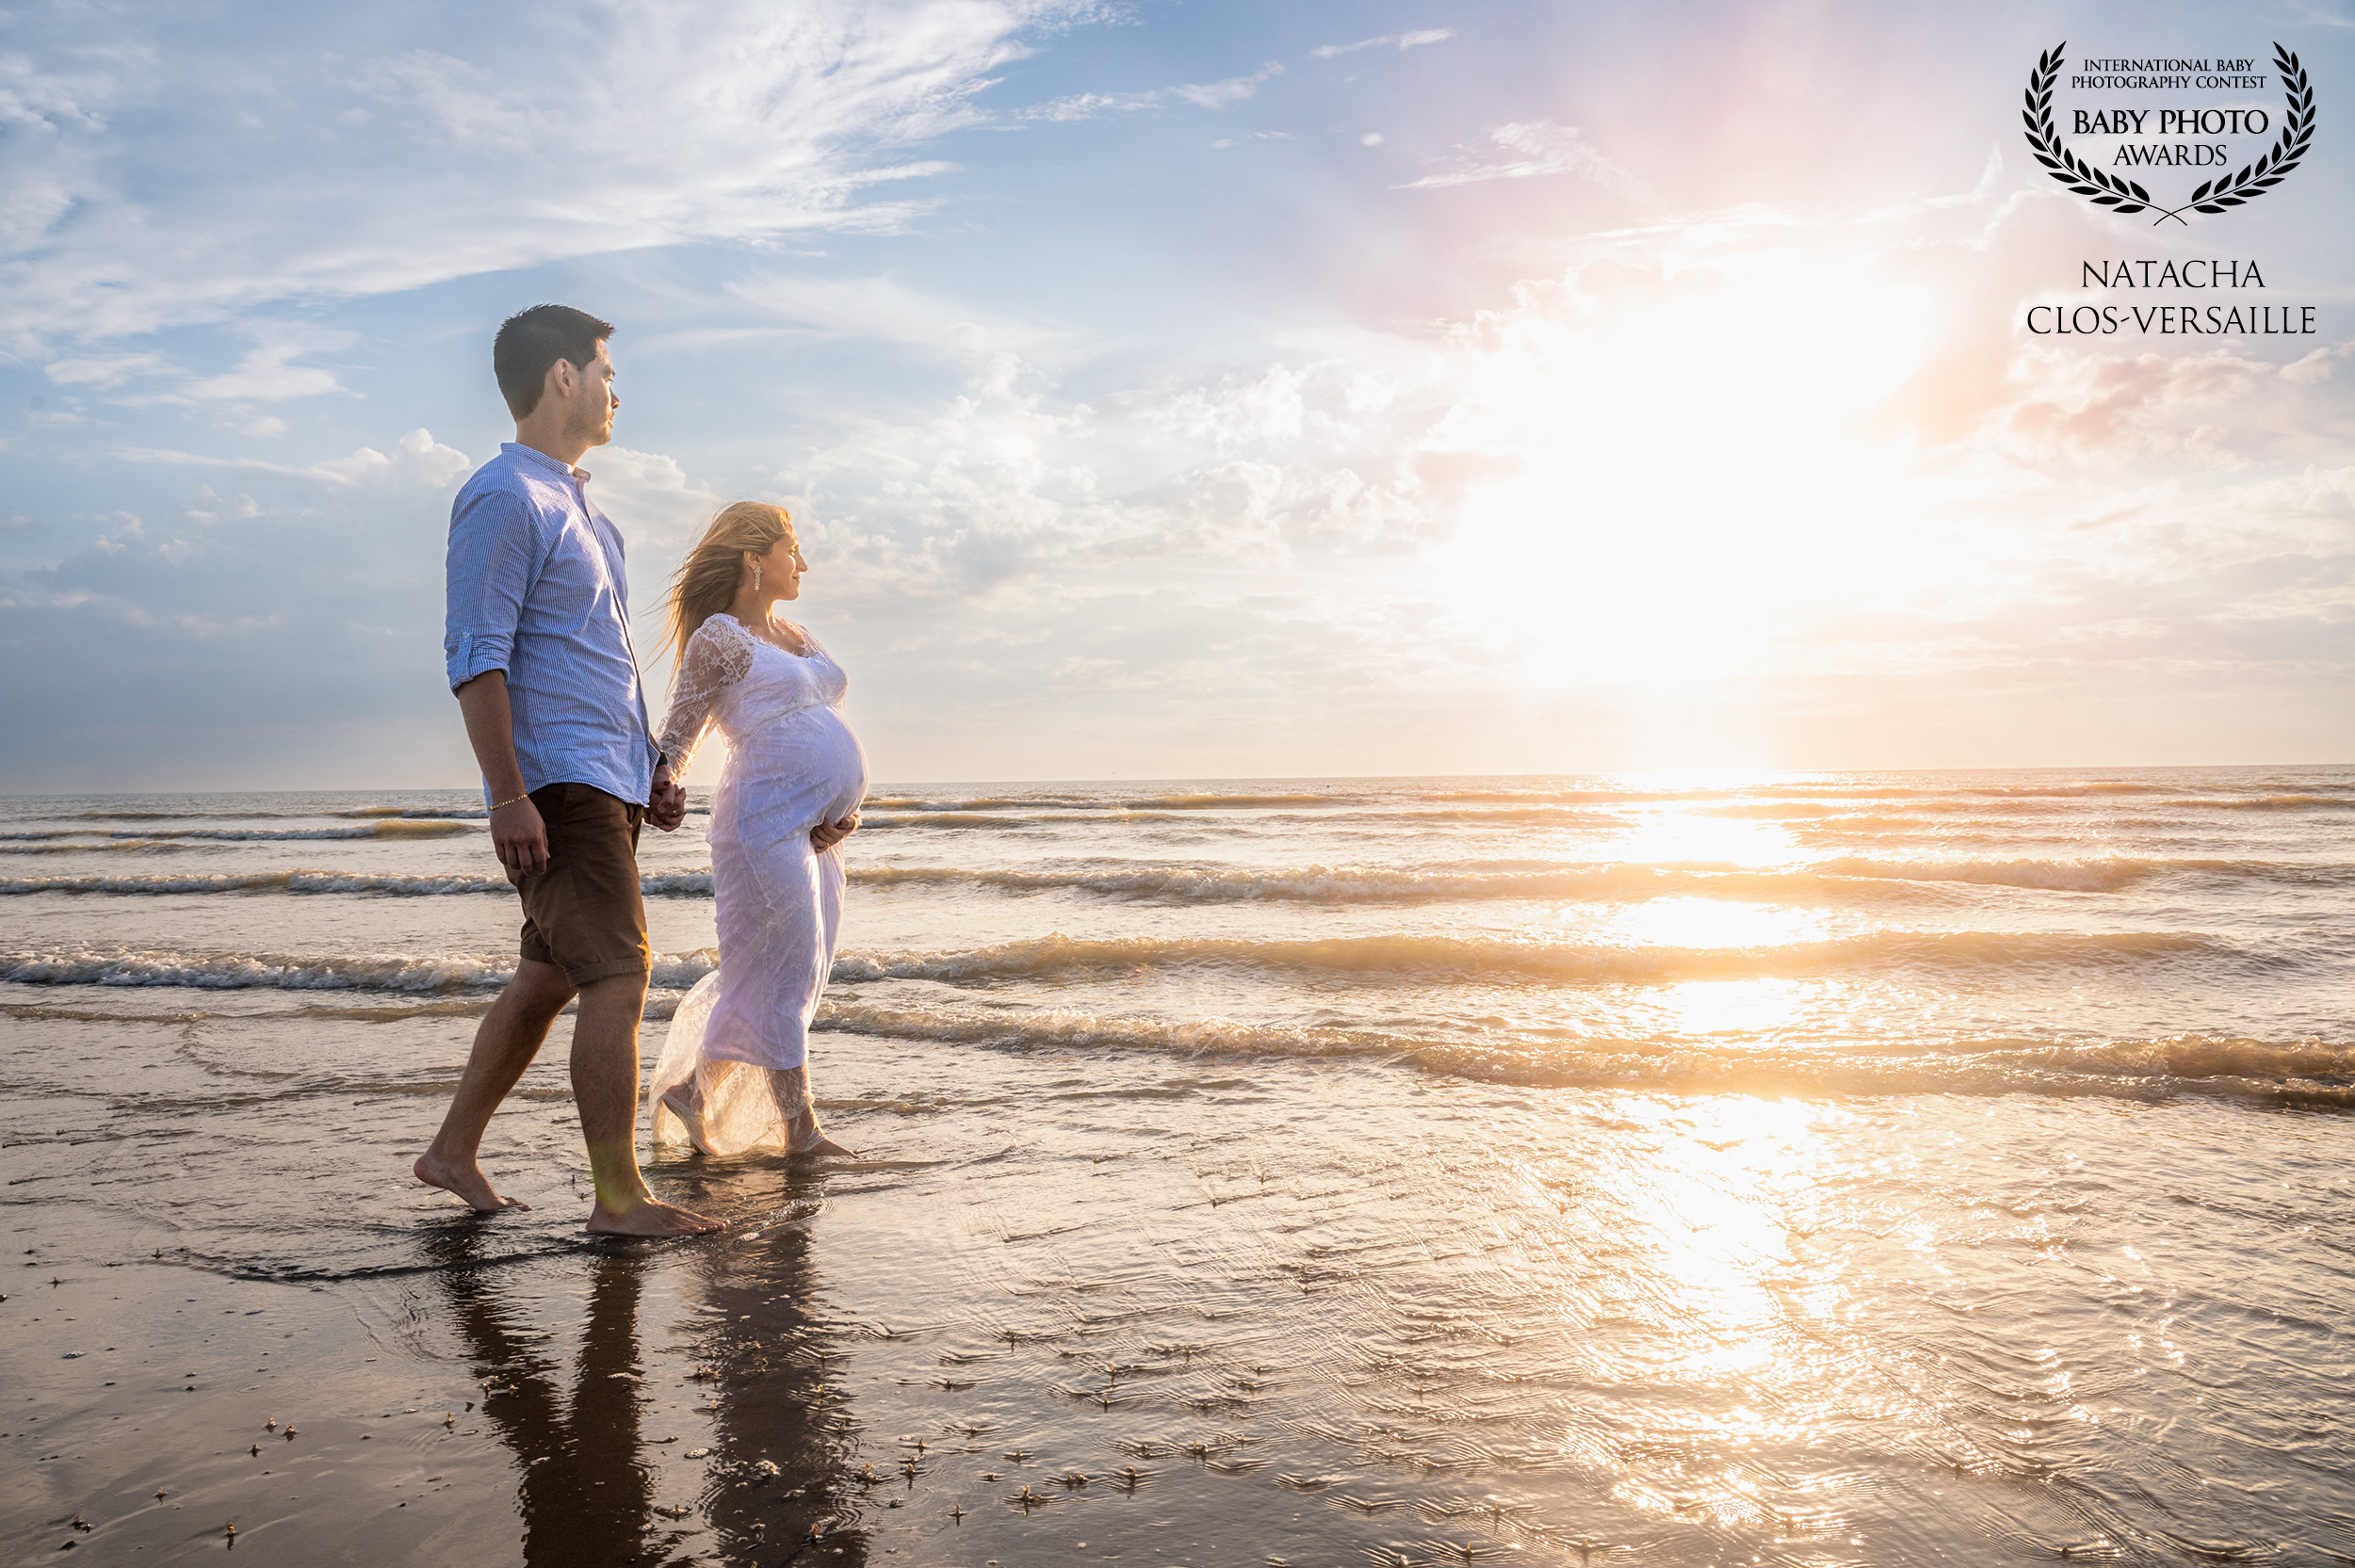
[415,959,577,1212]
[574,971,724,1237]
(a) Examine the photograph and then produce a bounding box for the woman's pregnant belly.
[723,705,869,850]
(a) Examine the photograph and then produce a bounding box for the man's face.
[562,341,618,447]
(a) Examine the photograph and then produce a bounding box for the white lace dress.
[647,611,868,1156]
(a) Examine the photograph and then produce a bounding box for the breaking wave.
[0,820,472,844]
[826,929,2253,987]
[1,869,507,896]
[862,790,1367,813]
[0,927,2254,999]
[8,856,2334,904]
[851,855,2343,903]
[0,946,715,994]
[336,805,490,819]
[0,867,719,897]
[1808,855,2347,892]
[810,998,2355,1107]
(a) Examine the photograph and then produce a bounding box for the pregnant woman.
[648,501,865,1156]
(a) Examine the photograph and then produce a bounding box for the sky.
[3,0,2352,791]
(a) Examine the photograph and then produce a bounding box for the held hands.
[647,768,688,832]
[489,795,550,874]
[811,812,860,853]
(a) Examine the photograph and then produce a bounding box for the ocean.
[4,768,2352,1565]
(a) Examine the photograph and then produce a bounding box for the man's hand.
[454,671,546,871]
[647,768,688,832]
[810,812,860,853]
[490,795,550,874]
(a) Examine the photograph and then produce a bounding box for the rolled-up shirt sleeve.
[444,488,540,692]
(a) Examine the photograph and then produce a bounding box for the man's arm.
[457,671,548,874]
[446,487,545,871]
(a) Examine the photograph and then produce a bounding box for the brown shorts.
[509,783,649,985]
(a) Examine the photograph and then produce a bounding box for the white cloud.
[112,448,348,482]
[40,326,351,408]
[393,428,476,490]
[1990,347,2271,461]
[45,350,173,391]
[182,486,262,524]
[1021,59,1283,120]
[587,445,730,556]
[182,330,355,404]
[1310,29,1455,58]
[748,348,1456,616]
[1015,90,1145,121]
[1167,61,1283,110]
[0,46,129,134]
[1398,120,1640,193]
[2282,340,2355,384]
[719,273,1071,361]
[0,0,1104,349]
[92,511,142,553]
[114,428,472,489]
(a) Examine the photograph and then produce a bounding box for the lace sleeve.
[657,616,755,773]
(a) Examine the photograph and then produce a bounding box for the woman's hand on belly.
[811,812,860,852]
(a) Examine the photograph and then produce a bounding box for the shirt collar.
[502,442,591,486]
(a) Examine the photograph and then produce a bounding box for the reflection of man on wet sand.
[424,1187,853,1566]
[414,304,718,1237]
[426,1237,658,1564]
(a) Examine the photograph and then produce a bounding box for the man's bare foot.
[414,1152,530,1214]
[586,1197,726,1237]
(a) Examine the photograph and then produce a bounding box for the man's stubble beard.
[571,401,615,450]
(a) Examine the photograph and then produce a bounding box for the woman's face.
[747,532,807,600]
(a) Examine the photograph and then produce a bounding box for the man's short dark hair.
[493,305,615,419]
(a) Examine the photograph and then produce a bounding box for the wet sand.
[8,1012,2355,1566]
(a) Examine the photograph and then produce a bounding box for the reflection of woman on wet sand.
[651,502,865,1157]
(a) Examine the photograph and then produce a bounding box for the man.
[414,303,722,1238]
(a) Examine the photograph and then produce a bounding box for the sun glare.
[1433,251,1933,687]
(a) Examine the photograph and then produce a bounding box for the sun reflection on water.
[1604,896,1827,952]
[1556,1094,1870,1527]
[1602,800,1806,869]
[1637,975,1819,1041]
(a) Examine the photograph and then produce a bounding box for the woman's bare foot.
[791,1131,856,1158]
[663,1084,737,1158]
[658,1083,714,1155]
[586,1197,726,1237]
[413,1152,530,1214]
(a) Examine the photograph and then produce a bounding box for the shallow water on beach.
[4,769,2354,1564]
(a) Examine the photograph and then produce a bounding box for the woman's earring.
[753,562,762,593]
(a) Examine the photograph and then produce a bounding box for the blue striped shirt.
[443,443,659,808]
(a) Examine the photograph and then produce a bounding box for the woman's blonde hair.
[665,501,793,666]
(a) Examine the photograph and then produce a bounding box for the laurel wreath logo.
[2022,42,2314,226]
